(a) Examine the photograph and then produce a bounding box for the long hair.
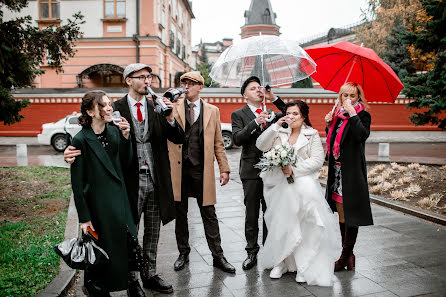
[284,100,312,127]
[78,90,107,127]
[337,82,369,110]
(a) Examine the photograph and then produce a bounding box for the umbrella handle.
[331,99,339,115]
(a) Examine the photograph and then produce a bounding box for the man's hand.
[260,86,276,101]
[220,172,229,186]
[163,98,175,122]
[256,111,269,126]
[64,145,81,164]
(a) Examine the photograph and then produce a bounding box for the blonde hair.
[337,82,369,110]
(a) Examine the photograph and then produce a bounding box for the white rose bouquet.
[255,144,297,184]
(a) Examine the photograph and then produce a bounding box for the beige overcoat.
[168,98,230,206]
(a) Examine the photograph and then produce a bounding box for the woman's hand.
[80,221,94,235]
[343,99,356,116]
[116,116,130,139]
[277,115,288,127]
[325,111,333,123]
[281,165,293,176]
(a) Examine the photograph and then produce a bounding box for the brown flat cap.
[180,71,204,85]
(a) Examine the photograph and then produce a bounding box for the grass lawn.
[0,167,71,297]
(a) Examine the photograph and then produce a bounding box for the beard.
[136,85,149,96]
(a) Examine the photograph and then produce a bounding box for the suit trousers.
[175,162,224,258]
[242,178,267,255]
[129,173,160,281]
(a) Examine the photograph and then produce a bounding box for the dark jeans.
[242,178,267,255]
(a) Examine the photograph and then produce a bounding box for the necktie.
[136,102,143,122]
[255,108,266,128]
[189,103,195,124]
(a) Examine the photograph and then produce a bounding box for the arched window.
[263,9,271,24]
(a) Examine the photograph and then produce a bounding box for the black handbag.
[54,231,109,270]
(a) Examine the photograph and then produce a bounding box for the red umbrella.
[305,41,404,103]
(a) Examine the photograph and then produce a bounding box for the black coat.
[231,98,285,180]
[325,110,374,227]
[113,95,185,225]
[71,125,137,291]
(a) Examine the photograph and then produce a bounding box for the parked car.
[37,114,81,152]
[220,123,234,150]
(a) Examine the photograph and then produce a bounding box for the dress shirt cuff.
[167,119,176,126]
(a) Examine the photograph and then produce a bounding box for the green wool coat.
[70,124,137,291]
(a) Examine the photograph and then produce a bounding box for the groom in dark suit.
[231,76,285,270]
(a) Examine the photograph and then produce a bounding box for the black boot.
[335,225,358,271]
[82,279,111,297]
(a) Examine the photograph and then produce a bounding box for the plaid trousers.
[136,173,160,276]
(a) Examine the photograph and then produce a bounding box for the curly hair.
[284,100,312,127]
[78,90,107,127]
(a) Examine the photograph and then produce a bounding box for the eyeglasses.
[180,80,200,87]
[128,75,153,81]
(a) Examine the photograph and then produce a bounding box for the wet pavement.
[60,149,446,297]
[0,142,445,168]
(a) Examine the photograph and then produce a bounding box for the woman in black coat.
[324,82,373,272]
[71,90,140,295]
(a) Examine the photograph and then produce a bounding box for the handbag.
[54,228,109,270]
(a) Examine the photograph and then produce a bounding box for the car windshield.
[68,117,79,124]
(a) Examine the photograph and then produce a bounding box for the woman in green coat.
[70,90,138,295]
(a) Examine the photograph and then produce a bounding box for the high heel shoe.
[334,225,358,272]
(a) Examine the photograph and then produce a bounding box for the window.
[263,9,271,24]
[39,0,60,19]
[176,38,180,54]
[169,31,175,49]
[105,0,126,18]
[182,45,186,60]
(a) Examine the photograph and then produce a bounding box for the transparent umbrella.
[210,35,317,88]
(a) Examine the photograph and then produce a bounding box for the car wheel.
[222,131,233,150]
[51,133,68,152]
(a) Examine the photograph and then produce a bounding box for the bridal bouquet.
[255,144,297,184]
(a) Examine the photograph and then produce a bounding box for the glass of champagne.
[111,111,122,125]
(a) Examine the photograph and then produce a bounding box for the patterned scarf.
[326,102,365,159]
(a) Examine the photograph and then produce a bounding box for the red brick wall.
[0,94,441,136]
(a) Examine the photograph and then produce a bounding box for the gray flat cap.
[123,63,152,79]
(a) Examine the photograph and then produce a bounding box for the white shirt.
[248,104,264,126]
[127,94,146,121]
[187,99,200,123]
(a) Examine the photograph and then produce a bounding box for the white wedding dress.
[256,124,341,287]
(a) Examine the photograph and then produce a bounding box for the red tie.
[255,109,266,128]
[136,102,143,122]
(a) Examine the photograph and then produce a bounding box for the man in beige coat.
[167,71,235,273]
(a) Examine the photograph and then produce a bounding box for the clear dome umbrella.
[210,34,317,88]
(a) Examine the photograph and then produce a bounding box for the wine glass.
[111,111,122,125]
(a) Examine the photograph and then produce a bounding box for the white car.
[220,123,234,150]
[37,114,81,152]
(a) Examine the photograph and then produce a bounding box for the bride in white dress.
[256,100,341,286]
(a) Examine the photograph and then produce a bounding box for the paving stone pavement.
[70,149,446,297]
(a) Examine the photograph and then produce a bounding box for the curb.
[36,194,79,297]
[319,180,446,226]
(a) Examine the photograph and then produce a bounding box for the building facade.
[3,0,195,88]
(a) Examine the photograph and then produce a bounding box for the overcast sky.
[191,0,369,46]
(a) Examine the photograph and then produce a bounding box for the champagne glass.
[111,111,122,125]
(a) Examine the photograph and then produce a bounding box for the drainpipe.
[133,0,140,62]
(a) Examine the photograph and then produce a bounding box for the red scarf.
[326,102,365,159]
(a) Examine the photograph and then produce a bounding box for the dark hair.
[241,76,261,95]
[284,100,312,127]
[78,90,107,127]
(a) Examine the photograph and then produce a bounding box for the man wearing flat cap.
[231,76,285,271]
[64,63,184,296]
[167,71,236,274]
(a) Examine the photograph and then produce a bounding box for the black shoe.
[213,256,236,273]
[242,254,257,270]
[82,280,111,297]
[174,254,189,271]
[127,280,146,297]
[142,275,173,294]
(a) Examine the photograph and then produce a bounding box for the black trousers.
[175,162,224,258]
[242,178,267,255]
